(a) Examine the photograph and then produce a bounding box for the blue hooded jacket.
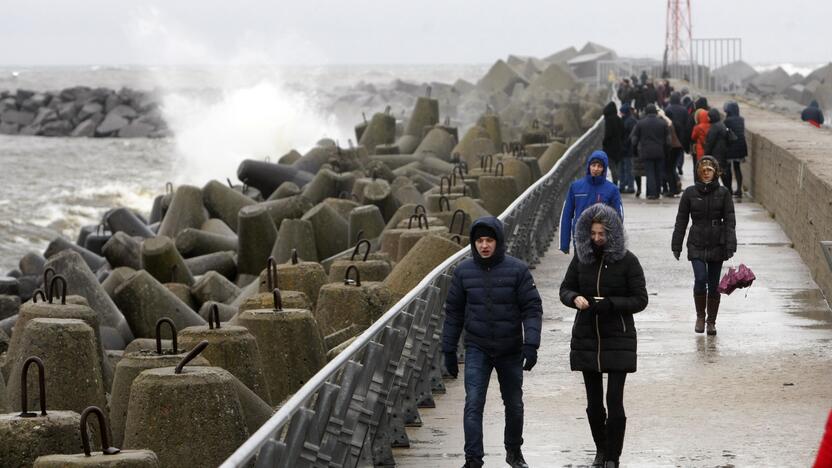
[441,216,543,356]
[559,151,624,253]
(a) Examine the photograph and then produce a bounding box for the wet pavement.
[393,169,832,467]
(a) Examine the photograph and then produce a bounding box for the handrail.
[221,111,606,468]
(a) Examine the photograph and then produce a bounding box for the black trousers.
[582,371,627,418]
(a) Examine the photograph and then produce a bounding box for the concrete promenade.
[393,168,832,467]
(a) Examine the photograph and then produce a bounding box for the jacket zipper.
[620,314,627,333]
[595,256,604,372]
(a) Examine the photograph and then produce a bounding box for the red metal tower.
[664,0,693,66]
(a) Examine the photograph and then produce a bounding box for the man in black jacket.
[442,216,543,468]
[630,104,669,199]
[664,91,694,176]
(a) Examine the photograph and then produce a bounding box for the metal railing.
[220,115,605,468]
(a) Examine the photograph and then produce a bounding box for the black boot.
[605,417,627,467]
[505,447,529,468]
[707,294,721,335]
[587,408,606,467]
[462,457,484,468]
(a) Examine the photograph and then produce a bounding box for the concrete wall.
[741,103,832,303]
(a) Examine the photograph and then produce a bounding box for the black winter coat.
[559,203,647,374]
[603,102,625,162]
[665,102,694,149]
[621,114,637,159]
[704,109,729,163]
[630,114,669,161]
[442,217,543,356]
[671,165,737,262]
[724,102,748,160]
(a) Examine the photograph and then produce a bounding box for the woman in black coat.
[560,203,648,468]
[603,101,624,186]
[723,101,748,198]
[671,156,737,336]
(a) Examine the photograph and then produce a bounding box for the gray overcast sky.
[2,0,830,66]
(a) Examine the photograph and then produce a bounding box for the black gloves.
[673,250,681,260]
[444,352,459,378]
[591,297,614,315]
[522,344,537,371]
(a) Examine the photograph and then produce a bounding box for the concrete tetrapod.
[269,256,328,310]
[292,145,337,174]
[101,267,136,300]
[157,185,208,239]
[184,251,236,279]
[266,181,300,201]
[162,282,197,311]
[478,168,520,217]
[200,218,236,237]
[537,139,568,174]
[405,94,440,141]
[0,357,83,468]
[110,318,209,447]
[140,235,195,286]
[315,266,394,336]
[237,159,314,198]
[348,205,386,245]
[362,178,399,222]
[358,111,396,155]
[179,305,271,404]
[101,231,142,270]
[191,271,241,306]
[113,270,206,338]
[44,251,133,347]
[301,202,349,261]
[105,207,155,239]
[236,291,327,405]
[414,127,456,161]
[19,251,48,277]
[384,234,463,299]
[247,259,312,312]
[271,218,318,264]
[175,227,237,258]
[397,226,449,261]
[44,236,108,273]
[202,180,255,232]
[301,168,342,205]
[328,240,392,283]
[322,197,360,222]
[7,319,107,420]
[237,204,278,277]
[122,343,249,468]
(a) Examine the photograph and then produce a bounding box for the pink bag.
[718,262,756,295]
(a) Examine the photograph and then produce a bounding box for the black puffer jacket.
[442,216,543,356]
[671,157,737,261]
[704,108,729,163]
[724,102,748,160]
[559,204,647,373]
[665,93,694,149]
[602,102,624,163]
[630,113,669,161]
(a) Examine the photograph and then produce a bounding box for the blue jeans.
[691,259,723,295]
[463,346,524,459]
[618,158,634,191]
[644,158,663,198]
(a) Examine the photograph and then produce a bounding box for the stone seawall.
[737,99,832,303]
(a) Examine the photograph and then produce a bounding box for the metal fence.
[220,115,605,468]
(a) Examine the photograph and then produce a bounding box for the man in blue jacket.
[559,150,624,254]
[442,216,543,468]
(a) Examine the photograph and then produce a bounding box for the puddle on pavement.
[785,289,832,329]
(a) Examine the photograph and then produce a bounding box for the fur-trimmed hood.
[574,203,627,264]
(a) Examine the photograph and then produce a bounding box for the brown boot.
[706,294,721,335]
[694,294,707,333]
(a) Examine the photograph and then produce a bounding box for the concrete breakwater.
[0,50,605,465]
[0,86,167,138]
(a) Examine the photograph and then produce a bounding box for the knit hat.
[471,224,497,241]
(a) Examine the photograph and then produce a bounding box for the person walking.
[665,91,694,176]
[619,104,637,194]
[603,101,625,186]
[671,156,737,335]
[704,108,731,188]
[801,100,825,127]
[657,108,681,197]
[690,108,711,177]
[559,150,624,254]
[630,104,669,199]
[559,203,648,468]
[442,216,543,468]
[723,101,748,198]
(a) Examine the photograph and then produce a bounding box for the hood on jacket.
[574,203,627,265]
[695,155,722,191]
[810,100,820,108]
[724,101,740,117]
[585,150,609,184]
[694,96,709,110]
[707,108,721,123]
[696,109,710,125]
[469,216,506,267]
[603,101,618,118]
[669,91,682,105]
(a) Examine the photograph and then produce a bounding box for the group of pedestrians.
[605,76,748,201]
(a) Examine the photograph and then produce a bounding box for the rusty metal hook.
[42,267,56,301]
[351,239,371,262]
[155,318,178,355]
[32,289,46,303]
[291,249,299,265]
[495,162,505,177]
[449,209,467,235]
[208,304,221,330]
[174,340,209,375]
[266,256,278,291]
[272,288,283,311]
[418,213,430,229]
[452,234,462,245]
[48,275,67,305]
[453,165,465,182]
[439,176,451,196]
[425,86,432,98]
[355,230,365,242]
[344,265,361,287]
[19,356,47,418]
[407,214,419,230]
[484,155,494,174]
[451,151,462,163]
[439,196,450,212]
[165,182,173,194]
[414,204,427,216]
[80,406,120,456]
[226,178,235,189]
[459,161,469,174]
